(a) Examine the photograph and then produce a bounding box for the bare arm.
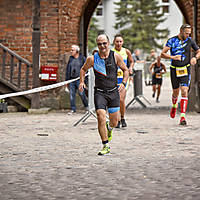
[161,46,181,61]
[149,62,155,75]
[115,53,129,92]
[79,56,94,92]
[126,48,134,74]
[161,63,167,74]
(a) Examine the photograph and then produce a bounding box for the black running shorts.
[170,67,191,89]
[94,88,120,112]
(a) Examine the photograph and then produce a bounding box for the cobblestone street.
[1,107,200,200]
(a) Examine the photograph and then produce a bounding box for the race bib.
[176,67,188,77]
[117,69,123,78]
[155,73,162,79]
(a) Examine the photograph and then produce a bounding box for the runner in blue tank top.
[161,24,200,125]
[79,34,129,155]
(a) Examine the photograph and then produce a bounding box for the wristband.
[122,81,126,87]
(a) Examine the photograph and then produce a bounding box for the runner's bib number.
[155,73,162,79]
[117,69,123,78]
[176,67,188,77]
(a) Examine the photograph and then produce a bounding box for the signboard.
[40,66,58,81]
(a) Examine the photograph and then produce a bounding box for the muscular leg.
[96,109,108,142]
[180,86,188,97]
[108,110,119,128]
[152,84,156,97]
[172,88,179,99]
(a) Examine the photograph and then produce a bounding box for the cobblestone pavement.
[1,108,200,200]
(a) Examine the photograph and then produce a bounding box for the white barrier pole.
[73,68,96,126]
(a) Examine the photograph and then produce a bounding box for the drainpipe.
[194,0,198,43]
[193,0,200,111]
[31,0,40,109]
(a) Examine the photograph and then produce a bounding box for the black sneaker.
[115,121,120,128]
[121,119,127,127]
[152,92,155,98]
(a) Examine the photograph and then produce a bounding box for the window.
[163,5,169,14]
[96,8,103,16]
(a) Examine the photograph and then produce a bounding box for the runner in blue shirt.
[161,24,200,125]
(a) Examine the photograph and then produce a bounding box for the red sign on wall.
[40,66,58,81]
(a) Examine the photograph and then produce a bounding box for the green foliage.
[114,0,169,52]
[88,17,100,54]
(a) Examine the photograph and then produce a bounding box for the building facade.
[93,0,183,46]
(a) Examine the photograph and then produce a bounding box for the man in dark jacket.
[65,45,88,114]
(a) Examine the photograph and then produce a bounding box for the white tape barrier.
[0,74,88,100]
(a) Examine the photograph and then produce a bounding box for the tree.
[87,17,100,54]
[114,0,169,52]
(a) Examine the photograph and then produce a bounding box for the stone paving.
[1,77,200,200]
[1,108,200,200]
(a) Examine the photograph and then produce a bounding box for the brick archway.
[0,0,199,109]
[0,0,197,67]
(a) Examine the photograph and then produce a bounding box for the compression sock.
[180,97,188,115]
[172,96,178,107]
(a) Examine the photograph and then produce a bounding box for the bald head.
[96,34,110,43]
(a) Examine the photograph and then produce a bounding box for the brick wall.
[0,0,199,109]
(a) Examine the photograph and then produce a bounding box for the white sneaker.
[68,110,76,115]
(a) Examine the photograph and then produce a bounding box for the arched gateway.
[0,0,199,110]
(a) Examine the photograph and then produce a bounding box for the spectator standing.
[132,49,145,64]
[65,45,88,114]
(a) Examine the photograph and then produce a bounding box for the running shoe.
[156,98,160,103]
[68,110,76,115]
[98,145,110,155]
[170,105,177,118]
[106,121,113,142]
[152,92,155,98]
[180,117,187,126]
[121,119,127,127]
[115,121,120,128]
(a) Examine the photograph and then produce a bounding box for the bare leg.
[96,109,107,142]
[119,88,126,119]
[152,84,156,97]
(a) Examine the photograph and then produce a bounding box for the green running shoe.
[106,121,113,142]
[98,145,110,155]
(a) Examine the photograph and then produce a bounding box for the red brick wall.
[0,0,199,109]
[0,0,33,61]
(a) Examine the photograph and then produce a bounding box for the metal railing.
[0,43,32,90]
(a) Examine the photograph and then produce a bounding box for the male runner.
[79,34,129,155]
[149,56,167,103]
[161,24,200,125]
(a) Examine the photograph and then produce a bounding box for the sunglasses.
[97,42,108,46]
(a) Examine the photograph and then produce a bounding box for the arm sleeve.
[65,59,71,81]
[166,38,172,48]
